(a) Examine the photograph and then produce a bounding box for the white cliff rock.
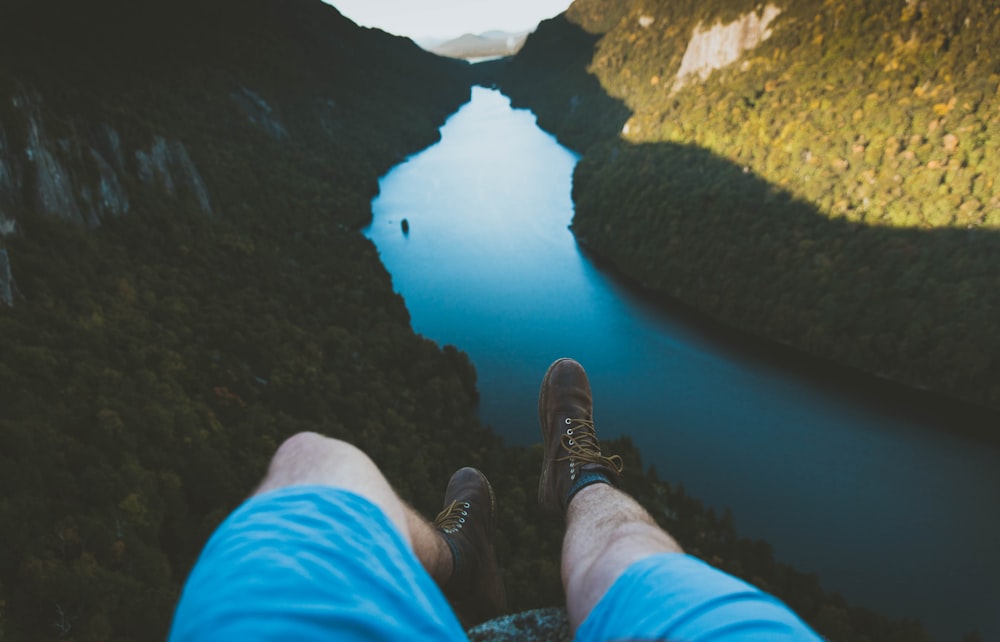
[674,4,781,91]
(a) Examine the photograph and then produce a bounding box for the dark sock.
[564,470,612,510]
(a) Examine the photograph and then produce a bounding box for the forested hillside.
[0,0,479,637]
[0,1,950,640]
[498,0,1000,413]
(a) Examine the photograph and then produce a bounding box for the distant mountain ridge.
[428,30,528,59]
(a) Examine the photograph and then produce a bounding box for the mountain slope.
[0,1,960,640]
[499,0,1000,413]
[0,1,483,638]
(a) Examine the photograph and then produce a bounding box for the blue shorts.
[169,486,466,641]
[577,554,821,641]
[169,486,820,642]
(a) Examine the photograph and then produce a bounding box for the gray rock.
[0,120,21,207]
[90,147,130,217]
[136,137,211,214]
[673,4,782,91]
[3,93,132,227]
[101,124,126,172]
[3,88,212,228]
[136,136,177,195]
[0,215,15,237]
[0,248,14,307]
[467,608,571,642]
[27,111,83,224]
[168,140,212,214]
[230,87,288,140]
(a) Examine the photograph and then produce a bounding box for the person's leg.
[254,431,454,584]
[170,429,471,641]
[536,358,680,631]
[538,359,821,641]
[254,431,505,626]
[561,483,681,630]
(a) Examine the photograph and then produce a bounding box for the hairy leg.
[255,431,453,584]
[561,483,683,632]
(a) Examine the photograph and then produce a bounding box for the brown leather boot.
[433,467,506,628]
[538,358,624,518]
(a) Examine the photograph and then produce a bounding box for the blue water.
[364,87,1000,641]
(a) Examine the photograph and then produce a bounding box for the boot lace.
[557,418,624,480]
[434,499,470,534]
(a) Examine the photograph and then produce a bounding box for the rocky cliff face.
[0,87,223,305]
[0,89,211,230]
[673,4,780,90]
[0,68,369,309]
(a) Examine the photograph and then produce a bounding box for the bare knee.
[271,431,363,466]
[258,432,376,494]
[276,430,328,452]
[253,431,411,543]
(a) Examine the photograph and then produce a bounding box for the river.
[364,86,1000,641]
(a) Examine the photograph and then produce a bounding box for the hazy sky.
[326,0,574,40]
